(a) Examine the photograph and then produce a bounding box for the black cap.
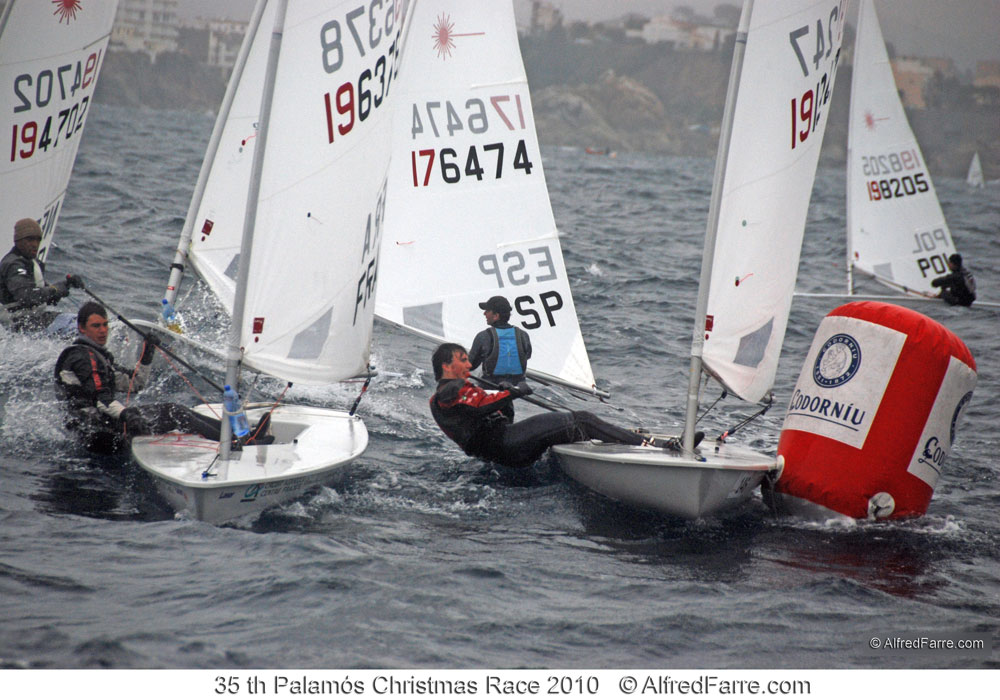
[478,295,511,314]
[949,253,962,267]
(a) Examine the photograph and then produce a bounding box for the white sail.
[846,0,954,297]
[701,0,848,403]
[377,0,598,394]
[966,151,984,188]
[186,0,412,384]
[0,0,119,262]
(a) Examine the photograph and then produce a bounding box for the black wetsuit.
[429,378,643,469]
[931,266,976,307]
[0,246,68,330]
[55,335,221,453]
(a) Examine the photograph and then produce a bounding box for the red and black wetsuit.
[430,378,644,468]
[429,378,514,460]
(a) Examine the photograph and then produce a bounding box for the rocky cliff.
[93,45,995,179]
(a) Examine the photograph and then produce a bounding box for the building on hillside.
[177,17,248,70]
[972,61,1000,107]
[973,61,1000,91]
[111,0,180,60]
[640,12,735,51]
[891,58,936,110]
[920,56,957,80]
[529,1,562,35]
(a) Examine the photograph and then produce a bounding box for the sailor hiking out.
[931,253,976,307]
[430,343,649,469]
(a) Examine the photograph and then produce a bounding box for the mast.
[846,0,869,296]
[0,1,15,37]
[162,0,270,308]
[219,0,287,461]
[682,0,753,453]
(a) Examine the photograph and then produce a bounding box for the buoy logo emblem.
[950,391,972,445]
[813,333,861,388]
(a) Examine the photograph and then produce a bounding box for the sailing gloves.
[139,336,158,365]
[65,274,85,289]
[498,381,533,399]
[49,274,84,300]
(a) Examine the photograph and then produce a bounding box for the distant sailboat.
[796,0,998,308]
[966,151,984,188]
[844,0,957,299]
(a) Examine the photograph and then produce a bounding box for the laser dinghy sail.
[376,0,599,397]
[553,0,848,518]
[0,0,119,330]
[130,0,413,523]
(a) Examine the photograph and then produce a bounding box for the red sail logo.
[432,14,484,60]
[53,0,82,24]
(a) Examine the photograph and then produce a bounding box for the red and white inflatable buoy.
[774,301,976,519]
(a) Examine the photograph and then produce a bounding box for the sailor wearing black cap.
[468,295,532,417]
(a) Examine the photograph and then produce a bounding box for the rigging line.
[81,286,225,393]
[696,389,728,425]
[247,382,291,442]
[717,394,774,442]
[157,348,219,418]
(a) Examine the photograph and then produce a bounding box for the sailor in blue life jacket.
[931,253,976,307]
[0,218,84,332]
[468,295,532,418]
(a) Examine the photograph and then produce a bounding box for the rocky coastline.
[93,43,996,180]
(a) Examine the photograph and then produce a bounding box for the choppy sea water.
[1,105,997,670]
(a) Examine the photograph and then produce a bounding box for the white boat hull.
[130,403,367,524]
[552,439,780,519]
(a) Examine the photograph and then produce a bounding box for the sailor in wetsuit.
[468,295,531,418]
[429,342,647,469]
[54,300,228,453]
[0,218,84,331]
[931,253,976,307]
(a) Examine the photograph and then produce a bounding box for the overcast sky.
[177,0,999,72]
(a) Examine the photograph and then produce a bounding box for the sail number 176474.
[411,141,534,187]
